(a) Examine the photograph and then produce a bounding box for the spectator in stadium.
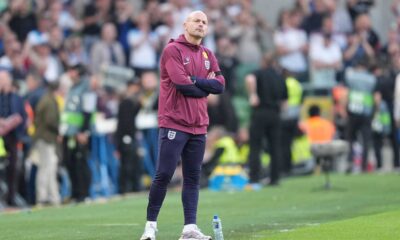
[113,0,135,63]
[229,10,263,65]
[343,14,379,66]
[325,0,353,34]
[371,61,399,171]
[156,3,181,50]
[48,25,65,56]
[25,14,52,48]
[90,22,125,74]
[0,70,27,206]
[63,35,90,68]
[280,70,302,175]
[0,40,26,81]
[274,8,308,83]
[140,10,224,240]
[116,79,142,193]
[301,0,329,35]
[33,80,61,206]
[309,17,343,89]
[347,0,374,22]
[345,57,379,173]
[128,12,159,77]
[28,35,62,83]
[215,36,239,95]
[48,0,82,34]
[82,0,114,52]
[136,71,159,179]
[6,0,37,43]
[25,73,45,112]
[245,52,287,187]
[60,64,93,202]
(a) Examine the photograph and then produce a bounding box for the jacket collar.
[169,34,201,50]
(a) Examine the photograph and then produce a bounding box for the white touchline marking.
[88,223,139,227]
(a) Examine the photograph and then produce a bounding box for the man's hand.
[249,93,260,107]
[207,71,216,79]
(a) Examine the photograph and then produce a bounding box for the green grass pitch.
[1,173,400,239]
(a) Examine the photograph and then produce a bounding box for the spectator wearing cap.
[28,34,62,83]
[26,14,52,48]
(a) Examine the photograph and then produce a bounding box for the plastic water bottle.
[212,215,224,240]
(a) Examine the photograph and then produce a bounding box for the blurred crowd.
[1,0,400,208]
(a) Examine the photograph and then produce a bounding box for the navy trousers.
[147,128,206,225]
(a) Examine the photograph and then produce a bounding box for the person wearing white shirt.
[128,12,159,77]
[309,32,342,89]
[274,9,308,82]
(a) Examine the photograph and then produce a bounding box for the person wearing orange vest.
[301,105,336,144]
[300,105,348,172]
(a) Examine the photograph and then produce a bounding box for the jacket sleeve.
[44,98,59,133]
[395,73,400,122]
[193,50,225,94]
[164,46,208,98]
[192,77,224,94]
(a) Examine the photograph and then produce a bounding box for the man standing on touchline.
[140,10,225,240]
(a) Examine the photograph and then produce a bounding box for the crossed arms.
[164,46,225,98]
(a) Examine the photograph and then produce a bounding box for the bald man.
[140,11,225,240]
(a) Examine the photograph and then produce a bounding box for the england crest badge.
[205,60,210,70]
[168,130,176,140]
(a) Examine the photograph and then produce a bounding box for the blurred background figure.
[245,53,287,187]
[344,57,379,173]
[136,71,159,179]
[0,70,26,206]
[128,13,159,78]
[274,9,308,83]
[60,64,93,202]
[116,79,142,193]
[33,80,61,206]
[90,22,125,74]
